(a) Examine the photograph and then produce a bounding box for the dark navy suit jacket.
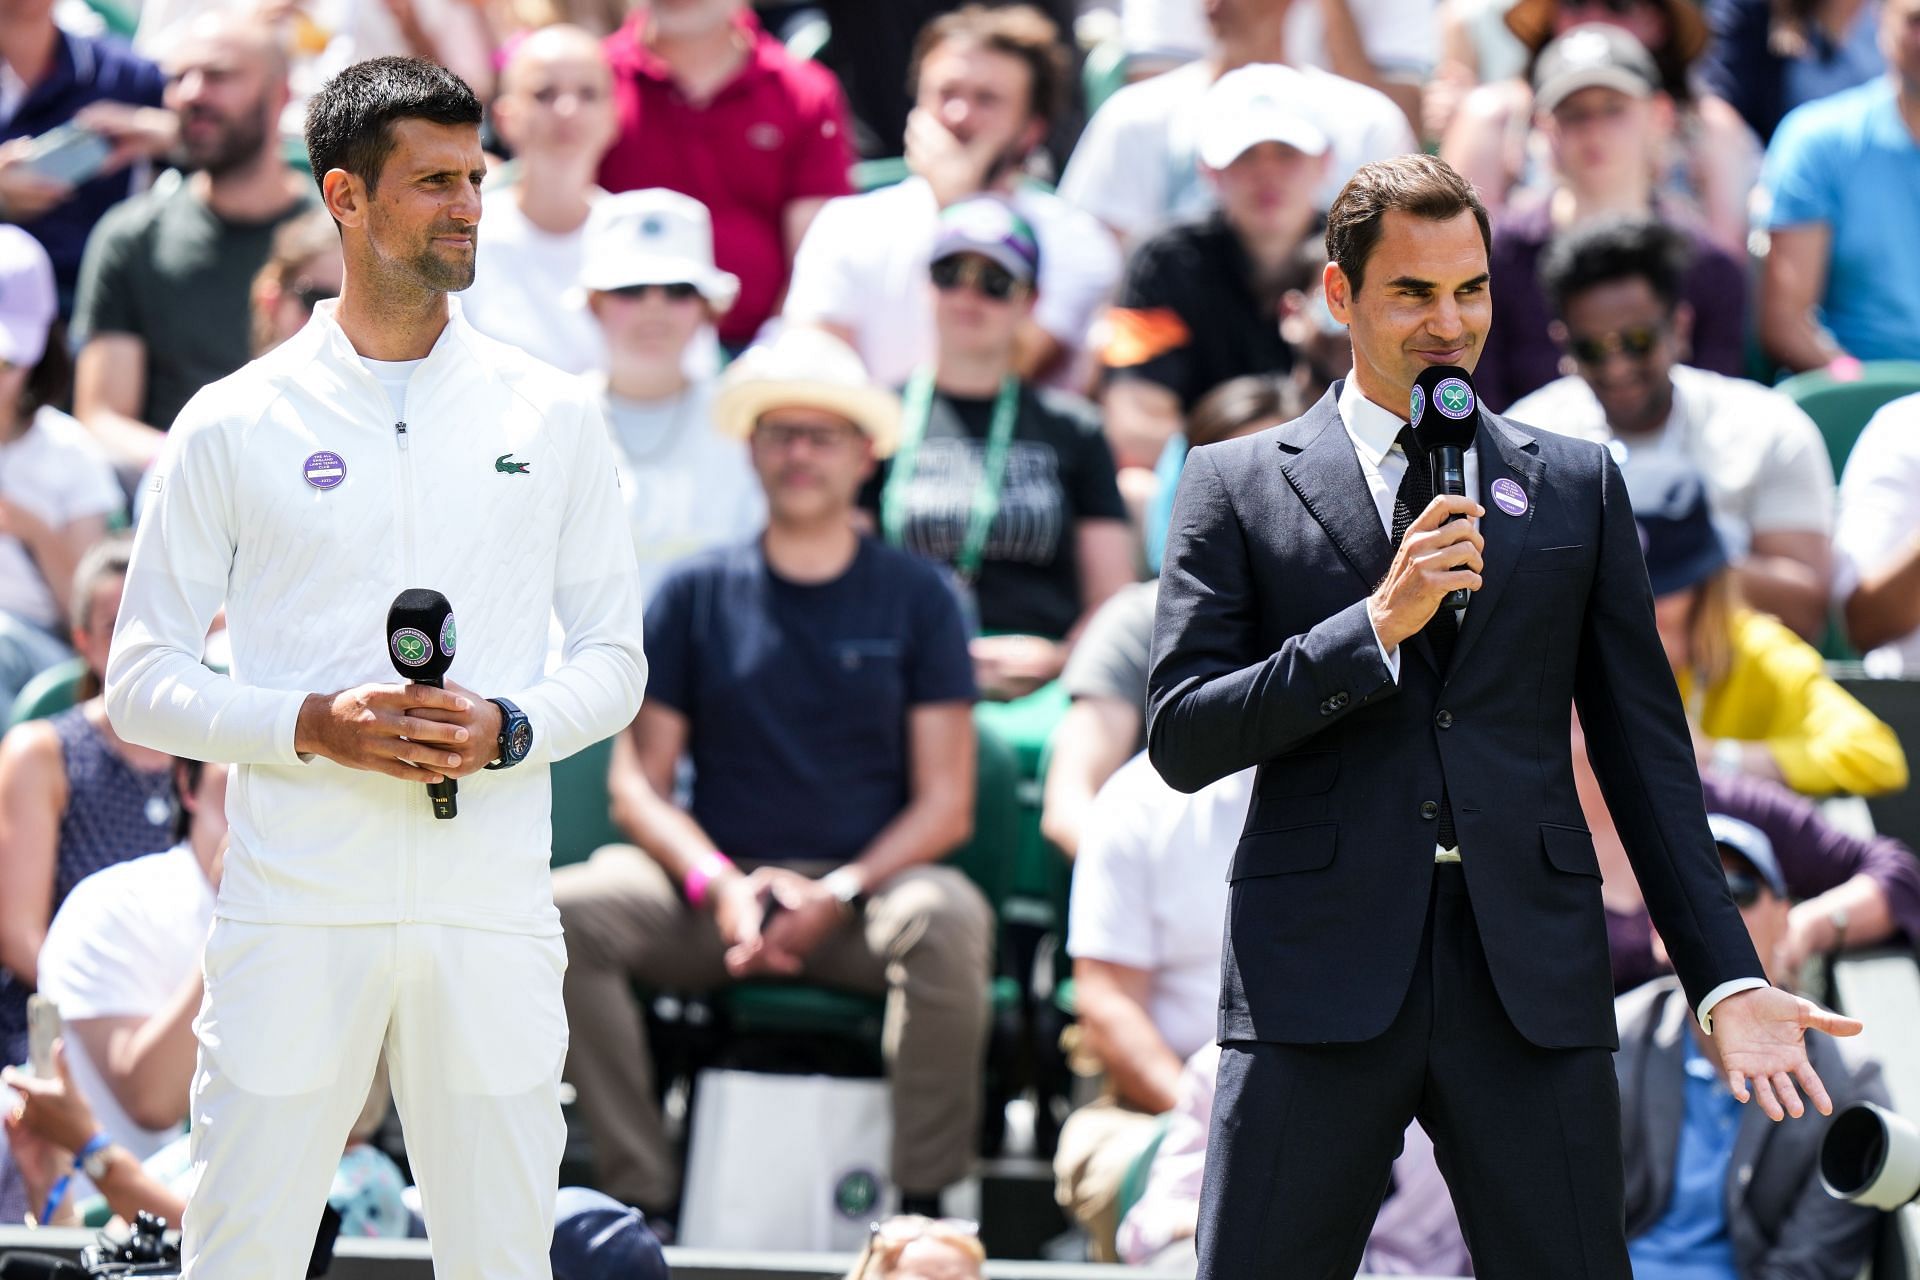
[1146,383,1764,1050]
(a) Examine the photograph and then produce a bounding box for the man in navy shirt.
[0,0,167,305]
[554,327,991,1225]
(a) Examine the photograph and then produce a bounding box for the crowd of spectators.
[0,0,1914,1271]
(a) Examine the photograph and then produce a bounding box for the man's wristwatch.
[822,867,868,916]
[79,1134,114,1182]
[485,698,533,770]
[1827,903,1851,950]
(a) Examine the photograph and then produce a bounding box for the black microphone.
[1409,364,1481,609]
[386,588,459,820]
[0,1255,87,1279]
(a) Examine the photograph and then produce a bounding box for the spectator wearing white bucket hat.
[582,187,761,603]
[555,324,991,1223]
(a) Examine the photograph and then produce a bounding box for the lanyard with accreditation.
[880,369,1023,587]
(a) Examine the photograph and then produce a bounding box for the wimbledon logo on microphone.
[439,615,456,658]
[392,628,433,668]
[1436,378,1475,420]
[1409,383,1426,428]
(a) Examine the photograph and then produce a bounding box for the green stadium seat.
[1080,38,1130,117]
[8,656,87,729]
[852,156,911,192]
[1831,666,1920,852]
[82,0,137,37]
[1776,360,1920,478]
[549,734,621,868]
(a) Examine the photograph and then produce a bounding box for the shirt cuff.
[1697,977,1772,1034]
[1368,610,1401,683]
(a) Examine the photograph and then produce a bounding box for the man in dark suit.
[1617,814,1885,1280]
[1146,153,1863,1279]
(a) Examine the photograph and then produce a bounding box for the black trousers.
[1196,864,1632,1279]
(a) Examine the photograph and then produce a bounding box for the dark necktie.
[1391,427,1458,850]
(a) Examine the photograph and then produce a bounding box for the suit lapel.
[1448,413,1545,678]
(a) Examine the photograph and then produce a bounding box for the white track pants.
[181,920,569,1279]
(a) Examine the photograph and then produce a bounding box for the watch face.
[508,720,533,760]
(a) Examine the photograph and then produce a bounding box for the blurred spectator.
[1511,217,1833,639]
[1426,0,1532,142]
[248,207,341,355]
[785,5,1120,387]
[460,24,617,375]
[551,1186,671,1280]
[1099,66,1327,471]
[1756,0,1920,370]
[0,536,170,1222]
[72,14,314,479]
[555,327,990,1222]
[1060,0,1417,248]
[1700,0,1884,143]
[857,199,1133,714]
[1118,1043,1470,1274]
[1836,392,1920,669]
[1477,28,1749,410]
[597,0,854,349]
[0,228,120,719]
[1634,466,1907,796]
[1055,752,1254,1260]
[30,759,225,1184]
[581,188,763,601]
[1618,816,1885,1279]
[1571,713,1920,993]
[0,0,168,304]
[849,1215,986,1280]
[1441,0,1760,252]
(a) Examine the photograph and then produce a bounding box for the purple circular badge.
[1490,477,1528,517]
[303,451,346,490]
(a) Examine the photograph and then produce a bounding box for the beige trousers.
[554,845,994,1207]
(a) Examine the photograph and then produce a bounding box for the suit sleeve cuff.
[1697,977,1772,1034]
[1368,609,1401,684]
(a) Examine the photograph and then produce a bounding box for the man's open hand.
[1368,494,1484,652]
[1711,985,1864,1120]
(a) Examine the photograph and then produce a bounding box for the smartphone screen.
[26,993,60,1077]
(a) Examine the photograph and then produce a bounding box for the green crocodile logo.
[495,453,531,475]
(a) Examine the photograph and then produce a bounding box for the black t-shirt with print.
[861,384,1127,640]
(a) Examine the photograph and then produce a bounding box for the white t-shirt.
[783,177,1122,390]
[1835,392,1920,674]
[599,377,766,604]
[460,188,605,377]
[359,356,424,421]
[36,844,215,1181]
[0,407,122,630]
[1057,60,1418,242]
[1115,0,1436,74]
[1066,753,1256,1061]
[1510,364,1836,553]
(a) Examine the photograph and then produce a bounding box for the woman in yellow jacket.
[1640,469,1907,797]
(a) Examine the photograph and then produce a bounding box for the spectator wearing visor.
[859,198,1133,761]
[1101,65,1331,478]
[580,188,763,603]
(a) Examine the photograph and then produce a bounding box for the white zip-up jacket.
[106,300,647,936]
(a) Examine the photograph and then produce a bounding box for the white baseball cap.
[579,188,741,313]
[0,226,56,368]
[1196,64,1331,170]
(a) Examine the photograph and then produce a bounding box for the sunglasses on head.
[290,281,338,311]
[930,255,1024,302]
[1565,0,1653,15]
[852,1216,981,1279]
[1569,323,1664,365]
[607,281,702,302]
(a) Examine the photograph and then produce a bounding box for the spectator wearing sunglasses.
[849,1215,985,1280]
[71,15,317,487]
[1614,814,1886,1280]
[461,26,619,375]
[1474,27,1749,412]
[859,198,1134,726]
[248,210,342,357]
[579,188,763,603]
[1100,66,1330,478]
[1509,216,1835,641]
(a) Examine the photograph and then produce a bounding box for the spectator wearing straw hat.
[554,326,992,1223]
[579,188,762,602]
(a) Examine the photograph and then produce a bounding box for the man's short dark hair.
[304,56,482,194]
[909,4,1068,126]
[1325,154,1491,294]
[1537,215,1691,320]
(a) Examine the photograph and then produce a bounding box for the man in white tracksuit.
[104,57,646,1278]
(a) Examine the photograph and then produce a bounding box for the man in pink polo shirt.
[599,0,854,349]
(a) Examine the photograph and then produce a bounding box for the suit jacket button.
[1333,692,1350,707]
[1319,701,1333,716]
[1435,709,1453,729]
[1420,800,1439,820]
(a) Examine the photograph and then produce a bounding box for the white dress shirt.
[1332,378,1762,1029]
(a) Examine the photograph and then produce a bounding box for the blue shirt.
[643,536,976,864]
[1627,1038,1744,1280]
[1761,77,1920,362]
[0,28,166,304]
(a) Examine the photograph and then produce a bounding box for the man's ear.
[1323,261,1354,325]
[322,168,367,229]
